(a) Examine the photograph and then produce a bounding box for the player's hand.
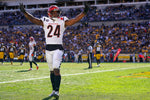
[19,3,26,13]
[83,2,90,14]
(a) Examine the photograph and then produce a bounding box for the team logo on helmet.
[30,36,34,41]
[48,5,61,18]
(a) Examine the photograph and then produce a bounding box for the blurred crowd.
[64,21,150,54]
[0,21,150,62]
[0,4,150,26]
[0,4,150,62]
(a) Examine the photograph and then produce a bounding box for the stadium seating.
[0,1,150,62]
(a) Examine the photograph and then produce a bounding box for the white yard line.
[0,65,149,84]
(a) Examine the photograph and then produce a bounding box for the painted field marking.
[0,65,149,84]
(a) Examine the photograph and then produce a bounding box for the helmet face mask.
[48,5,61,18]
[21,44,24,48]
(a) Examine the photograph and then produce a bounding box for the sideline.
[0,65,149,84]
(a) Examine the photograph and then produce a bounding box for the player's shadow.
[0,64,20,66]
[84,68,92,70]
[17,70,30,72]
[84,66,100,70]
[42,96,58,100]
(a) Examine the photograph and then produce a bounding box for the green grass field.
[0,62,150,100]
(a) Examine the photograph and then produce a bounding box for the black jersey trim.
[46,44,64,51]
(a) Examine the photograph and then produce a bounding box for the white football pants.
[46,49,63,71]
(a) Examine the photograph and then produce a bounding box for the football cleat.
[49,90,55,97]
[88,67,92,69]
[97,64,100,67]
[53,91,59,99]
[20,63,23,65]
[36,64,39,70]
[29,68,32,70]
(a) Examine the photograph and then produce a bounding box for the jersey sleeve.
[40,16,46,22]
[34,41,36,45]
[63,16,69,21]
[40,16,48,27]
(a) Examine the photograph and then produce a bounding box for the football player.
[28,36,39,70]
[94,41,103,67]
[18,44,26,65]
[0,43,6,64]
[8,43,16,65]
[19,3,90,99]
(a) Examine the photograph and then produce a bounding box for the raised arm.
[19,3,43,26]
[65,3,90,27]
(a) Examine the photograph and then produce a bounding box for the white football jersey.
[29,40,36,55]
[41,16,68,45]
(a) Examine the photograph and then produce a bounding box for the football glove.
[83,2,90,14]
[19,3,26,13]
